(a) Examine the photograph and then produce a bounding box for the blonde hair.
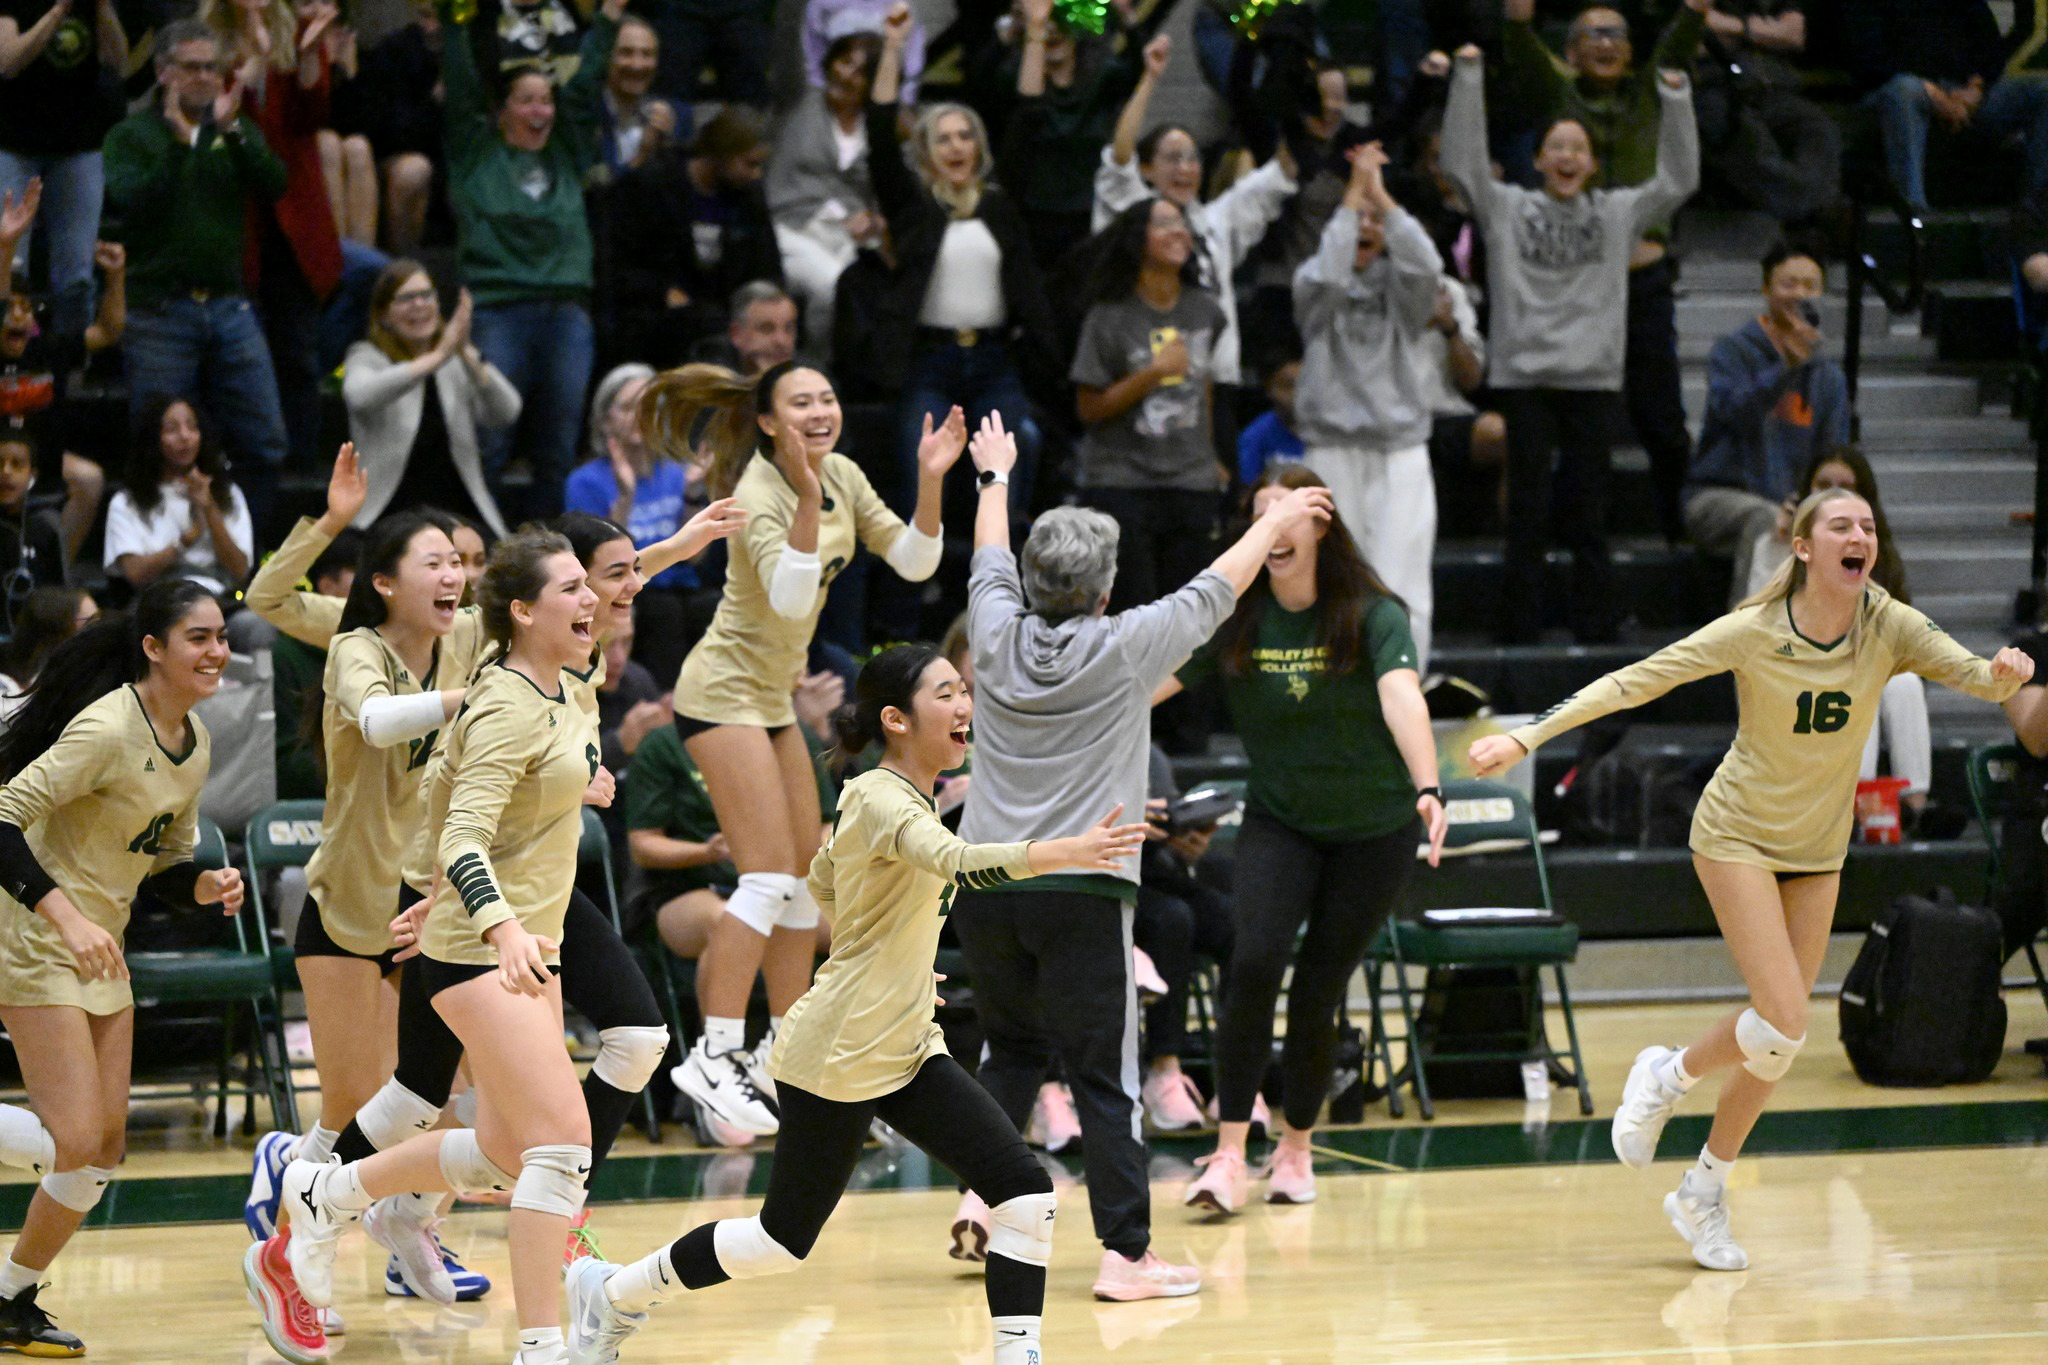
[911,103,991,218]
[1737,485,1873,613]
[197,0,298,72]
[639,362,767,500]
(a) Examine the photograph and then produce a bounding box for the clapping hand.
[916,405,969,478]
[0,178,41,246]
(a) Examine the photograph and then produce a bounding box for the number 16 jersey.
[1508,586,2020,873]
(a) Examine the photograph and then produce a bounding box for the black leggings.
[1215,809,1418,1131]
[337,888,665,1189]
[667,1054,1052,1317]
[1134,876,1234,1061]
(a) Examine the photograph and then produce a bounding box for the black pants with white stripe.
[953,887,1151,1259]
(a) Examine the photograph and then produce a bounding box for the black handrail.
[1842,198,1927,431]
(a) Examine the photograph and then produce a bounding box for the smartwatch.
[978,468,1010,489]
[1416,785,1444,805]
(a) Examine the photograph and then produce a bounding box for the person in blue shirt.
[1235,356,1304,487]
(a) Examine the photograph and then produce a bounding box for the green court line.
[15,1098,2048,1233]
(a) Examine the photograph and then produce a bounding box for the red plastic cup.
[1855,776,1911,845]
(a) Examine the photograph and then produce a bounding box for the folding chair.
[1365,779,1592,1121]
[1965,743,2047,1010]
[126,816,299,1136]
[243,800,327,1001]
[581,807,663,1142]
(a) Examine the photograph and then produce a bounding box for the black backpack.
[1839,889,2007,1087]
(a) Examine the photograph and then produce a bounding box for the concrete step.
[1871,456,2034,504]
[1898,541,2029,595]
[1677,293,1905,341]
[1851,417,2033,453]
[1888,502,2035,537]
[1682,372,1981,421]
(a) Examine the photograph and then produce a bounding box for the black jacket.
[861,99,1060,396]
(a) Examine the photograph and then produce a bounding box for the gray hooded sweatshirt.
[1441,56,1698,392]
[1292,203,1446,452]
[958,544,1236,901]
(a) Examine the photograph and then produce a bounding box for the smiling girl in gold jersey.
[1472,486,2033,1272]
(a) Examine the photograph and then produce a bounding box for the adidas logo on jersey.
[1776,642,1796,657]
[143,756,155,772]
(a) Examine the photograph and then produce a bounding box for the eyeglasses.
[391,288,438,305]
[1576,24,1628,43]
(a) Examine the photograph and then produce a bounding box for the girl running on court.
[564,641,1150,1365]
[279,529,607,1365]
[1167,463,1448,1215]
[0,579,243,1358]
[639,361,962,1142]
[1469,486,2033,1271]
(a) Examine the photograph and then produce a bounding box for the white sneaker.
[564,1256,647,1365]
[1611,1046,1687,1170]
[1664,1179,1749,1271]
[742,1032,780,1109]
[363,1196,455,1305]
[280,1159,359,1308]
[514,1344,569,1365]
[672,1039,779,1137]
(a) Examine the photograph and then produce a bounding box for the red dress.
[241,40,344,303]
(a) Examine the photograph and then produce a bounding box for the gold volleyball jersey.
[770,768,1035,1103]
[245,518,348,648]
[418,660,600,967]
[677,453,908,728]
[1509,587,2019,872]
[0,687,210,1013]
[305,623,486,955]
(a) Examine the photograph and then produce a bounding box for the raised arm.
[439,9,492,168]
[1441,51,1500,235]
[244,446,366,646]
[1110,34,1170,168]
[1624,74,1702,240]
[557,0,625,168]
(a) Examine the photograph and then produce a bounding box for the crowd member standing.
[767,31,882,356]
[1471,486,2031,1271]
[279,530,606,1365]
[565,642,1149,1365]
[445,0,624,521]
[1441,44,1697,642]
[0,579,241,1357]
[1292,141,1446,669]
[1171,464,1445,1214]
[103,19,289,531]
[952,412,1330,1301]
[640,361,955,1141]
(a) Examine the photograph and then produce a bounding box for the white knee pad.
[711,1214,802,1280]
[777,883,821,931]
[987,1191,1057,1269]
[437,1128,514,1196]
[593,1025,670,1093]
[40,1164,113,1214]
[355,1080,443,1151]
[0,1105,55,1176]
[1735,1007,1805,1082]
[510,1143,590,1218]
[725,872,798,936]
[450,1088,479,1129]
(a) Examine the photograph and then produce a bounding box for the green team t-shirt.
[1181,596,1421,840]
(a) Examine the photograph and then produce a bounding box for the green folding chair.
[243,800,328,1001]
[1965,743,2047,1009]
[580,807,664,1142]
[1365,778,1592,1121]
[126,816,299,1136]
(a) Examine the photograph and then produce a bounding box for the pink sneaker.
[949,1189,990,1262]
[1132,947,1168,1002]
[1142,1070,1207,1132]
[1264,1143,1317,1205]
[1028,1083,1082,1154]
[1204,1092,1274,1139]
[1092,1248,1202,1302]
[1182,1149,1248,1215]
[243,1231,329,1364]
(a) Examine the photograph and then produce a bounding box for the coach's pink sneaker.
[1264,1143,1317,1205]
[1092,1248,1202,1301]
[1182,1148,1248,1215]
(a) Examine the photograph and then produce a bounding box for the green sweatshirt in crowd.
[101,111,287,309]
[1500,4,1706,242]
[444,13,617,306]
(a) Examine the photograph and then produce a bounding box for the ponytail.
[833,641,943,756]
[638,359,810,500]
[0,578,216,782]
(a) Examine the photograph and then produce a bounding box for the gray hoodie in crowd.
[958,544,1236,901]
[1292,203,1446,452]
[1441,56,1698,392]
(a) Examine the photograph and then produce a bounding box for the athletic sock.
[605,1242,687,1314]
[1688,1146,1732,1198]
[1656,1050,1700,1094]
[991,1315,1043,1365]
[325,1162,375,1213]
[0,1106,53,1176]
[516,1325,564,1360]
[398,1188,442,1225]
[295,1125,341,1165]
[703,1017,745,1057]
[0,1258,39,1299]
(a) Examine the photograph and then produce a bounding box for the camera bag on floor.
[1839,888,2006,1086]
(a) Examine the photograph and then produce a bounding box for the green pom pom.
[1230,0,1305,39]
[1052,0,1111,37]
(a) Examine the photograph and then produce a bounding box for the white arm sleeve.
[360,691,452,747]
[884,524,943,582]
[768,546,824,618]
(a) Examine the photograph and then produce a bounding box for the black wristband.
[1416,786,1444,805]
[141,862,206,911]
[0,822,58,912]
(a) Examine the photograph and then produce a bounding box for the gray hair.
[728,279,793,319]
[155,18,219,67]
[1021,507,1119,621]
[587,363,655,463]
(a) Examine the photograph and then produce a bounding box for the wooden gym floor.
[11,992,2048,1363]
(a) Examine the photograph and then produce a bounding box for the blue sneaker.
[384,1238,490,1302]
[244,1130,296,1241]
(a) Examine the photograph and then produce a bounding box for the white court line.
[1397,1330,2048,1364]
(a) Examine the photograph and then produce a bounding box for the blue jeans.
[472,298,595,521]
[896,335,1041,512]
[0,149,103,339]
[319,239,391,374]
[1866,71,2048,214]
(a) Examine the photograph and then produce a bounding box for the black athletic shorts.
[411,954,560,1000]
[293,894,402,976]
[673,713,790,743]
